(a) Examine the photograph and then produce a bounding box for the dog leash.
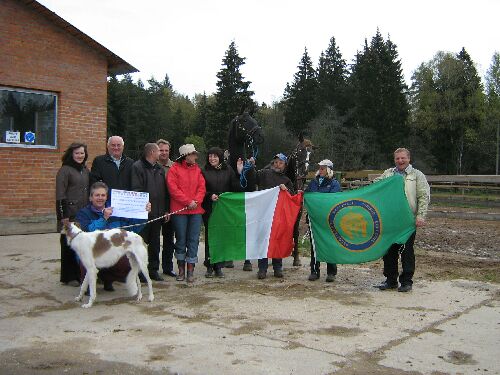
[115,206,188,230]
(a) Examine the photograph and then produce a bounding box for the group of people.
[56,135,429,293]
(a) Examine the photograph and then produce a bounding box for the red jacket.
[167,160,206,215]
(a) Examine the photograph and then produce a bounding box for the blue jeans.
[171,214,202,264]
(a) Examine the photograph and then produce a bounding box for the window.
[0,87,57,148]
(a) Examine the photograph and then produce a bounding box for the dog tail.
[125,267,138,296]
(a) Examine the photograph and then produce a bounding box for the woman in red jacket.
[167,144,206,283]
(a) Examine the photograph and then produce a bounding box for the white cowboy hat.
[318,159,334,169]
[177,144,198,160]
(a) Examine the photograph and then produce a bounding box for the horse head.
[233,112,264,146]
[285,136,315,191]
[294,138,314,179]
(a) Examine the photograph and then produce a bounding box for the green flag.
[304,175,415,264]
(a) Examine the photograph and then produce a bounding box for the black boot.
[103,281,115,291]
[205,265,214,278]
[243,260,252,271]
[308,271,319,281]
[214,265,225,278]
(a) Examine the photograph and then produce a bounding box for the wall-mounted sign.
[5,131,20,143]
[24,131,36,143]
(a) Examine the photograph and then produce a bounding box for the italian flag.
[208,187,303,263]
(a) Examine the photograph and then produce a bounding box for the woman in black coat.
[55,142,90,286]
[202,147,242,278]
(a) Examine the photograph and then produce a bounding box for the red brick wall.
[0,0,108,232]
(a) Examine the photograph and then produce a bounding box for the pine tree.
[192,92,209,137]
[206,41,255,148]
[283,47,318,136]
[350,30,409,162]
[316,37,349,115]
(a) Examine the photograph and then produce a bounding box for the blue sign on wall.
[24,131,36,143]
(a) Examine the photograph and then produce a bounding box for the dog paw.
[148,295,154,302]
[136,294,143,302]
[75,296,82,302]
[81,303,93,308]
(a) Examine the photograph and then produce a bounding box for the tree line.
[107,31,500,175]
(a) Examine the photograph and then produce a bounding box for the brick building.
[0,0,137,234]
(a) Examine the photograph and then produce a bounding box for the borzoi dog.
[63,222,154,308]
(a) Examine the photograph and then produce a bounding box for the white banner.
[110,189,149,219]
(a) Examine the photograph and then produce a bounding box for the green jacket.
[375,165,430,220]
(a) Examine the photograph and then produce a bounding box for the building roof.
[22,0,138,76]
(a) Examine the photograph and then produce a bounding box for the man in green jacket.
[375,148,430,292]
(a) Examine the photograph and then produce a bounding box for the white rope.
[115,206,188,230]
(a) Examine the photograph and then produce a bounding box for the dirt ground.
[297,204,500,283]
[0,204,499,375]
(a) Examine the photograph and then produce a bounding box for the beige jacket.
[375,165,430,220]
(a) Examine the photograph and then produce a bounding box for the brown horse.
[285,134,315,266]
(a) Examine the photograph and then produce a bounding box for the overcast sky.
[38,0,499,104]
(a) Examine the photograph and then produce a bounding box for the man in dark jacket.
[245,153,294,279]
[131,143,169,281]
[157,139,176,277]
[90,136,134,195]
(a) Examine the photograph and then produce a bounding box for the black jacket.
[90,153,134,191]
[131,158,168,218]
[253,168,294,193]
[202,165,242,214]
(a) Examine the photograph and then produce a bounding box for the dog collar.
[68,231,82,246]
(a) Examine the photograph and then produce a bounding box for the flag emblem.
[328,199,381,252]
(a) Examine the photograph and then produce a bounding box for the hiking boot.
[242,261,253,271]
[325,274,336,283]
[214,268,225,278]
[257,270,267,279]
[273,269,284,278]
[205,266,214,278]
[176,261,186,281]
[103,281,115,291]
[308,272,319,281]
[186,263,195,283]
[398,284,412,292]
[378,280,398,290]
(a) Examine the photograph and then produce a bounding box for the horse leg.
[292,210,302,267]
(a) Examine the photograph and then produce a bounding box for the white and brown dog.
[63,222,154,308]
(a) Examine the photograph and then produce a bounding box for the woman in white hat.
[305,159,341,282]
[166,144,206,283]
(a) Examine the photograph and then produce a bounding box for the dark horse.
[226,109,265,270]
[285,133,314,266]
[227,110,265,190]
